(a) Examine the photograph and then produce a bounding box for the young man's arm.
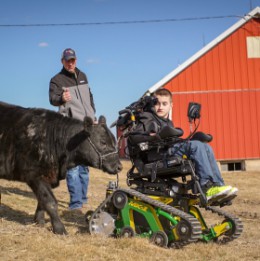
[133,112,159,135]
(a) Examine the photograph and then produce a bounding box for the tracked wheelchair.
[118,96,216,206]
[86,96,243,248]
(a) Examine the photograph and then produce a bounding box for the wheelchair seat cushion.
[133,155,193,179]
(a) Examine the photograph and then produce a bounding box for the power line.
[0,15,245,27]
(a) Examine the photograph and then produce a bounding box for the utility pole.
[249,0,253,10]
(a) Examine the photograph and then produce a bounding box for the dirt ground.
[0,160,260,261]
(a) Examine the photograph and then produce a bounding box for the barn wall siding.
[171,90,260,160]
[165,18,260,161]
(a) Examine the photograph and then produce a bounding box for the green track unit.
[114,197,181,241]
[87,186,243,248]
[115,198,163,237]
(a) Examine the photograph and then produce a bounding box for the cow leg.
[28,178,67,235]
[34,202,45,225]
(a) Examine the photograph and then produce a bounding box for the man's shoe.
[206,186,232,201]
[68,207,83,214]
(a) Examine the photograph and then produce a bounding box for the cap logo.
[65,49,74,55]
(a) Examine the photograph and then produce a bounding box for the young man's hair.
[153,88,172,102]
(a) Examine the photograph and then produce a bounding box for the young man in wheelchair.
[131,88,237,204]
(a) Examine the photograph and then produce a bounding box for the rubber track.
[89,187,202,248]
[206,206,243,243]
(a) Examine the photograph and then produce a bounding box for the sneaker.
[206,186,232,201]
[217,187,238,204]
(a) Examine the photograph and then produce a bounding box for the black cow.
[0,101,122,235]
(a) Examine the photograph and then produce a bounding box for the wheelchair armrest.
[128,126,183,146]
[128,133,161,145]
[191,131,213,143]
[159,126,184,139]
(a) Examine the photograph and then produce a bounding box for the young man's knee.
[190,140,204,150]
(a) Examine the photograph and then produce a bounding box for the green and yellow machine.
[86,97,243,248]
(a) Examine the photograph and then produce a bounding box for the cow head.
[69,116,122,174]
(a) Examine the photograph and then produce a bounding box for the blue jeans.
[171,140,224,187]
[66,165,89,210]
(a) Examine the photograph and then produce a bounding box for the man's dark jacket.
[49,67,96,121]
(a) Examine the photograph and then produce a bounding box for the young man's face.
[154,95,172,119]
[62,58,77,73]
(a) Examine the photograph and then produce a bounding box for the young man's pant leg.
[204,143,224,185]
[172,140,221,186]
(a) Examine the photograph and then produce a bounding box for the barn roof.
[143,6,260,96]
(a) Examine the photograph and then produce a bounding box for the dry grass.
[0,160,260,261]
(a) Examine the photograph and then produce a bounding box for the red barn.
[142,7,260,171]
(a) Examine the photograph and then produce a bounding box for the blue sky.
[1,0,260,130]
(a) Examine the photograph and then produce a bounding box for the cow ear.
[98,115,106,125]
[83,116,93,129]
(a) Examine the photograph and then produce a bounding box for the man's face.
[154,95,172,119]
[62,58,77,73]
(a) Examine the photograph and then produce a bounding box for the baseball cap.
[62,48,76,61]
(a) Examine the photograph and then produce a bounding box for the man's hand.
[62,88,71,102]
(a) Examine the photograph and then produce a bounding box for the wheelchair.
[86,96,243,248]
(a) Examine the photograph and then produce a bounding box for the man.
[134,88,237,203]
[49,48,96,210]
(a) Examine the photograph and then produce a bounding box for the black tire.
[112,191,128,209]
[176,220,192,241]
[223,219,236,237]
[150,231,168,248]
[85,210,94,225]
[120,226,135,238]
